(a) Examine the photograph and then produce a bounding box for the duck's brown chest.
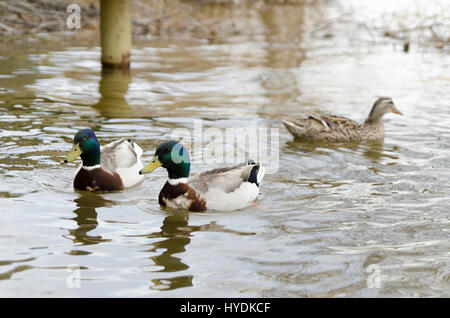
[158,181,207,212]
[74,167,124,191]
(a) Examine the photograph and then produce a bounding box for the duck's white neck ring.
[168,178,188,185]
[82,164,101,170]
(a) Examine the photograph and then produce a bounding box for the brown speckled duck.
[281,97,402,142]
[139,140,264,212]
[64,128,144,191]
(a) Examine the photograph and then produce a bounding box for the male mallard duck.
[139,140,264,212]
[64,128,144,191]
[281,97,402,142]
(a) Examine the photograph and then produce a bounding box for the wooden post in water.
[100,0,131,69]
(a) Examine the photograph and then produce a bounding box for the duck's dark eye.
[83,137,88,141]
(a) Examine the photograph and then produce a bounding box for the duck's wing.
[282,114,363,140]
[100,138,143,172]
[315,115,363,130]
[287,114,362,130]
[188,161,264,195]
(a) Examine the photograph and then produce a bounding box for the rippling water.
[0,2,449,297]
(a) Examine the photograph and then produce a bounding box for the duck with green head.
[281,97,403,142]
[139,140,264,212]
[64,128,144,191]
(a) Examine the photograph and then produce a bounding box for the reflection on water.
[145,213,193,290]
[93,68,132,119]
[64,192,113,246]
[137,212,256,291]
[360,141,400,164]
[285,139,396,164]
[0,1,449,297]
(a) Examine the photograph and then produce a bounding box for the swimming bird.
[64,128,144,191]
[139,140,264,212]
[281,97,402,142]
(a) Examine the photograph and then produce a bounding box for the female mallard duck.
[281,97,402,142]
[64,128,144,191]
[139,140,264,212]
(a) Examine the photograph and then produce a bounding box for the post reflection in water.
[93,68,132,118]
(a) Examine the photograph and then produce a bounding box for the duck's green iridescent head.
[139,140,190,179]
[64,128,100,167]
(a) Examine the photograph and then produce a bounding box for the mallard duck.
[64,128,144,191]
[139,140,264,212]
[281,97,402,142]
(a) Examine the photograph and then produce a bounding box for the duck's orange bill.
[392,108,403,115]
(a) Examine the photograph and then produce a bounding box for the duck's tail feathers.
[246,160,265,186]
[127,139,143,159]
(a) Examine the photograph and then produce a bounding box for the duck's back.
[189,162,264,211]
[282,114,367,142]
[100,138,144,188]
[100,138,139,170]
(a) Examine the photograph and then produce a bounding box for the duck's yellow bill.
[139,156,162,175]
[64,143,82,163]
